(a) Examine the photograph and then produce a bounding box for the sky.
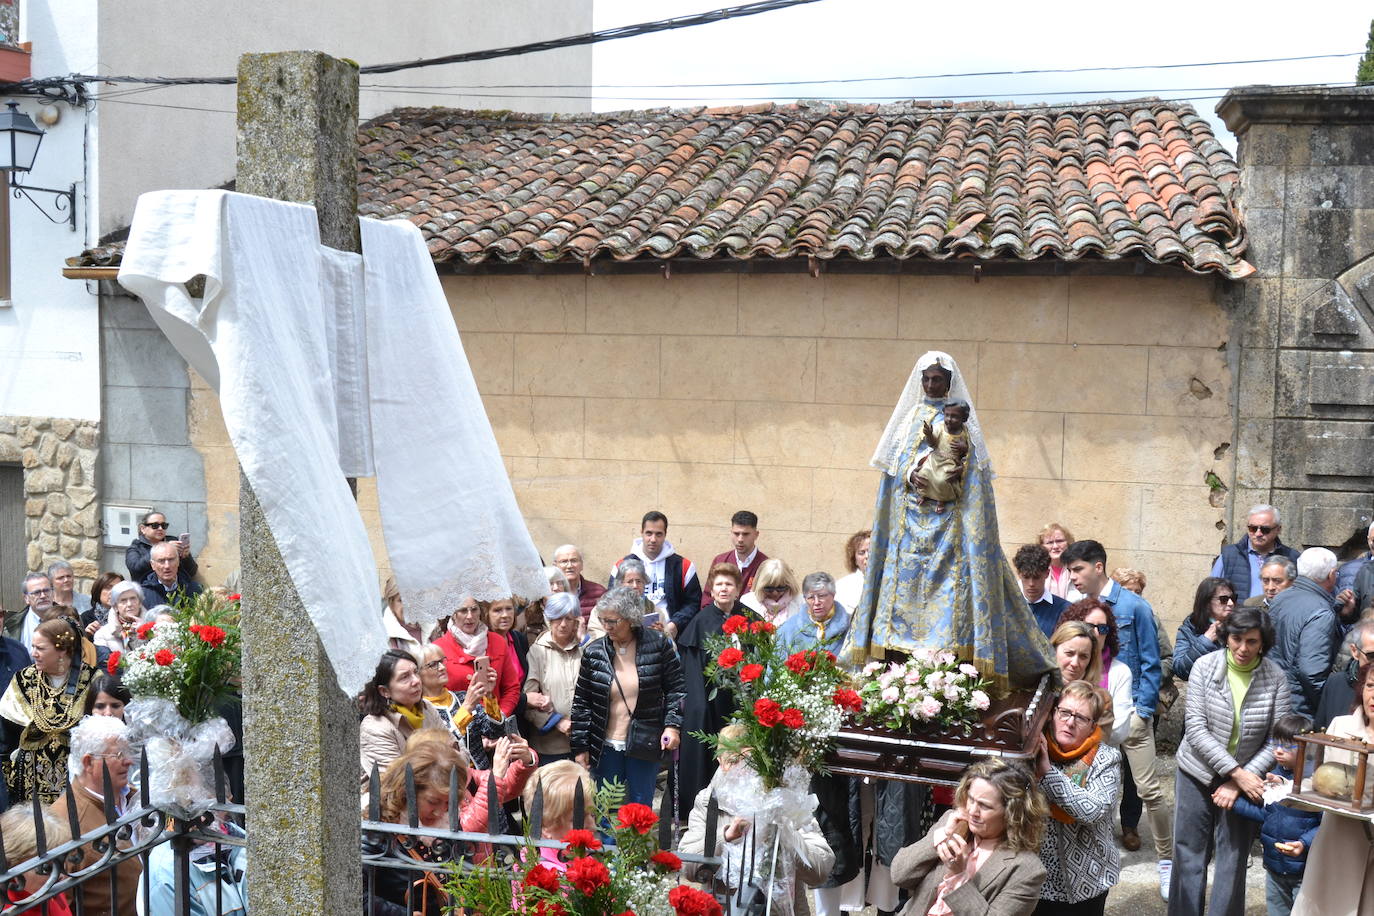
[584,0,1371,152]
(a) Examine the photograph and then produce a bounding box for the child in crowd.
[911,400,971,513]
[520,759,596,873]
[1232,714,1322,916]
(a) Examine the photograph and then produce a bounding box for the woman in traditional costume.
[841,351,1053,695]
[0,617,97,804]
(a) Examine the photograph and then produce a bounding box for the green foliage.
[1359,20,1374,85]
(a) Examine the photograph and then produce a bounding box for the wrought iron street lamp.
[0,101,76,230]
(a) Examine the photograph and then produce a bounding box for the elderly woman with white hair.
[49,715,141,915]
[92,581,147,656]
[778,571,851,655]
[1270,546,1346,719]
[571,586,686,805]
[0,804,74,912]
[522,592,584,763]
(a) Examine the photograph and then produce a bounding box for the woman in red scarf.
[1032,680,1121,915]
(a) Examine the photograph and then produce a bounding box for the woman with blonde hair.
[1039,523,1077,601]
[1050,621,1131,746]
[414,643,499,764]
[891,759,1048,916]
[520,759,596,872]
[381,575,435,657]
[740,558,804,627]
[0,804,73,913]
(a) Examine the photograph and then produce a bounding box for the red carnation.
[749,620,776,635]
[832,688,863,712]
[753,697,782,727]
[717,647,744,669]
[616,802,658,834]
[566,855,611,895]
[650,849,682,871]
[781,707,806,729]
[106,651,121,676]
[154,649,176,667]
[739,663,764,682]
[196,625,228,648]
[523,863,560,892]
[824,650,837,664]
[721,614,748,635]
[532,903,568,916]
[785,651,812,674]
[226,594,241,602]
[669,885,724,916]
[614,912,637,916]
[136,621,156,639]
[562,828,602,852]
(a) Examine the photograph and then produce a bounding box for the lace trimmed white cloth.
[870,350,991,476]
[119,190,546,695]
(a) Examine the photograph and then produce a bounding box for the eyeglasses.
[1247,524,1275,535]
[804,593,832,602]
[422,660,446,672]
[1214,594,1237,604]
[1055,707,1094,728]
[1089,623,1110,636]
[453,606,481,616]
[1272,741,1299,752]
[598,616,624,627]
[760,585,789,595]
[144,522,169,530]
[26,588,53,597]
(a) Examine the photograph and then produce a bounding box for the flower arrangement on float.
[445,789,721,916]
[110,591,241,818]
[854,648,992,734]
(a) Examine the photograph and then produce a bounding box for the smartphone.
[501,715,521,737]
[178,533,191,548]
[473,656,491,680]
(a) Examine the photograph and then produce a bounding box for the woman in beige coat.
[358,649,446,794]
[521,592,583,762]
[891,759,1047,916]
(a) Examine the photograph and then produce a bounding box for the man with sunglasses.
[1210,504,1299,603]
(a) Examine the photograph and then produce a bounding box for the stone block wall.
[1219,88,1374,545]
[0,414,102,588]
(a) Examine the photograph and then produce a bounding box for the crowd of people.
[3,494,1374,916]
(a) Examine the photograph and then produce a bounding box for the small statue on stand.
[910,400,971,513]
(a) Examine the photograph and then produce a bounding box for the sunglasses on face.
[144,522,169,530]
[1090,623,1110,636]
[1214,594,1236,604]
[1247,525,1275,535]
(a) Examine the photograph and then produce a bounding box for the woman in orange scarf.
[1032,680,1122,915]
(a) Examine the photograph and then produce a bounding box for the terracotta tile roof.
[356,99,1251,277]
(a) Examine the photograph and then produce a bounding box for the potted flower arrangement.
[111,591,241,817]
[445,789,721,916]
[853,648,992,735]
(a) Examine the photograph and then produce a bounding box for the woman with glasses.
[415,643,498,765]
[571,586,685,806]
[1050,622,1131,747]
[740,558,804,628]
[1168,606,1289,914]
[1033,680,1122,915]
[521,593,584,765]
[1173,577,1237,681]
[1039,523,1078,601]
[124,510,197,584]
[432,596,523,716]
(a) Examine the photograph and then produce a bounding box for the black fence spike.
[213,745,226,805]
[703,793,718,869]
[368,763,382,822]
[448,765,460,834]
[63,780,82,846]
[528,776,544,842]
[139,746,151,809]
[658,767,673,850]
[404,764,419,830]
[571,774,585,831]
[100,761,117,824]
[485,764,499,837]
[31,793,46,859]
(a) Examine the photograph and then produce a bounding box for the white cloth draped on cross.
[119,190,548,695]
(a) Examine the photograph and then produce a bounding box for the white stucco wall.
[0,0,100,420]
[95,0,595,234]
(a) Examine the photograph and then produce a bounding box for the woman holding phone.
[433,596,523,716]
[571,586,686,806]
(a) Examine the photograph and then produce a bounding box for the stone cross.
[236,51,363,916]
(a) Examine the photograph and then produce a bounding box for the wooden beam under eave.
[61,266,119,279]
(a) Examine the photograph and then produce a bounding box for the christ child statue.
[908,400,972,513]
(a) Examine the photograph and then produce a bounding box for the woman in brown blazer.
[891,759,1048,916]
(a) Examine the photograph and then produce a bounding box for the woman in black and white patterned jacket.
[1032,679,1122,916]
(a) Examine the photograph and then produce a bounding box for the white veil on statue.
[870,350,990,476]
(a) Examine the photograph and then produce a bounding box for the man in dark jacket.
[1270,548,1344,718]
[141,541,204,608]
[1314,618,1374,730]
[1210,504,1300,602]
[609,511,701,640]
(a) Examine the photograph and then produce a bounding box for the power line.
[1,0,821,94]
[358,51,1363,92]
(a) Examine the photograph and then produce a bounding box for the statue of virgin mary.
[840,351,1054,696]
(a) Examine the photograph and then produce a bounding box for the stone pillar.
[236,51,363,916]
[1217,87,1374,545]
